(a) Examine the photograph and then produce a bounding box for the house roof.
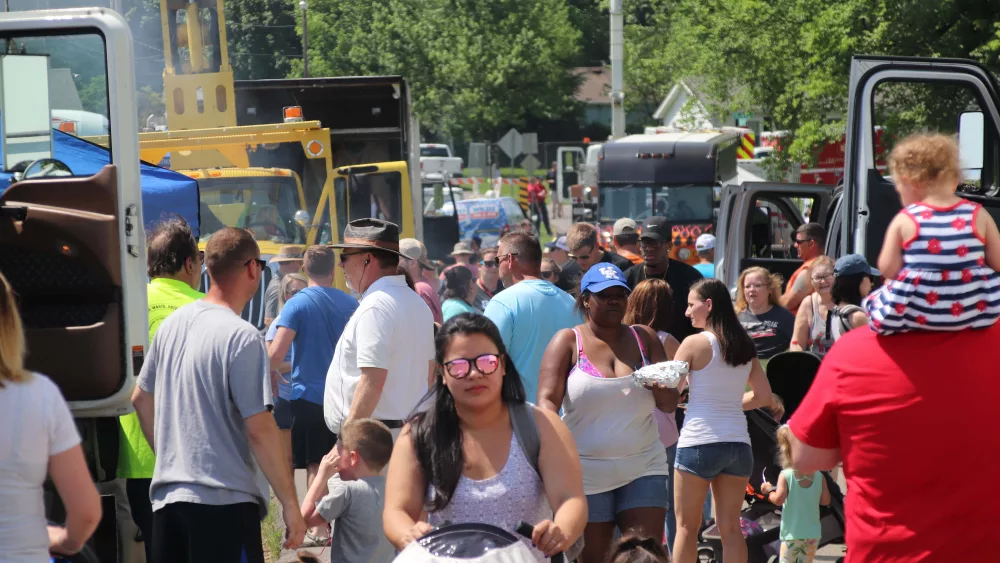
[653,78,757,121]
[574,66,610,104]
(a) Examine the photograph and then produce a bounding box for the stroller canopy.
[393,523,541,563]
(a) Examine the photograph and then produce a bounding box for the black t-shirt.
[557,251,634,294]
[738,306,796,359]
[624,259,704,341]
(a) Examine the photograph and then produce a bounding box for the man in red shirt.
[788,325,1000,562]
[525,176,552,236]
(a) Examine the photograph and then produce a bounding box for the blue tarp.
[0,129,200,235]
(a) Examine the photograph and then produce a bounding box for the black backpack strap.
[509,401,541,474]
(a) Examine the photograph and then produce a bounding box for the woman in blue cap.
[538,263,679,563]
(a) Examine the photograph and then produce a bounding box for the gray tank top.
[427,432,552,562]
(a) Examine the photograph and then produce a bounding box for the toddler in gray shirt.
[299,419,396,563]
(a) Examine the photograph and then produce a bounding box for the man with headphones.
[324,219,436,442]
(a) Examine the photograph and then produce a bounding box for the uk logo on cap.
[599,266,620,279]
[581,263,631,294]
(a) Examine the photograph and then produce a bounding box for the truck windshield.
[421,146,450,157]
[198,176,305,244]
[599,185,715,223]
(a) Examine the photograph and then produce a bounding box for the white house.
[653,78,763,132]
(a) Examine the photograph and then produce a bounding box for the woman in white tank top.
[672,279,773,563]
[539,264,679,563]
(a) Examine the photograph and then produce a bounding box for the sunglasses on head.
[443,353,500,378]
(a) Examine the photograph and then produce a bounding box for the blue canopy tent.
[0,128,200,235]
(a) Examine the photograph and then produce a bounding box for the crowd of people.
[4,132,999,563]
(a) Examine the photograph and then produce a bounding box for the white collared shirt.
[324,275,435,433]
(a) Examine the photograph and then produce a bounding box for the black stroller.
[700,352,846,563]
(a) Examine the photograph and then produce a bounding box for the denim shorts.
[675,442,753,480]
[586,474,669,522]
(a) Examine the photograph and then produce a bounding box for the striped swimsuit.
[864,199,1000,333]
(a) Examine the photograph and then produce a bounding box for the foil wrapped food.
[633,360,689,389]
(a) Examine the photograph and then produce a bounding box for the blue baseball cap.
[834,253,880,277]
[580,263,630,294]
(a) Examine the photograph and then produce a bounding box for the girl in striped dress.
[865,133,1000,333]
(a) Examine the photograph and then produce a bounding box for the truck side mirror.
[958,111,985,184]
[0,55,54,171]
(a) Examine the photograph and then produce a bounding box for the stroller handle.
[515,521,566,563]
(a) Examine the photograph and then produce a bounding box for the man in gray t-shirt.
[133,228,305,563]
[139,300,270,511]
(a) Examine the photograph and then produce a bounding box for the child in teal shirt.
[761,425,831,563]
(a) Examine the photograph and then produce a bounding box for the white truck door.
[844,56,1000,264]
[0,8,145,418]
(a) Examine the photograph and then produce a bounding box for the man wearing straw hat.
[324,219,435,441]
[264,245,305,330]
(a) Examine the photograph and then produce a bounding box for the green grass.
[261,495,285,563]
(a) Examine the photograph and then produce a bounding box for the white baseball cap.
[695,234,716,251]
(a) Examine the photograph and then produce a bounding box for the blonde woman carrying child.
[865,133,1000,333]
[760,426,831,563]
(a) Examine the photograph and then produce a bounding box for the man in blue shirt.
[484,232,582,403]
[268,245,357,545]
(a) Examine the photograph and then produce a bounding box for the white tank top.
[427,433,552,562]
[676,332,752,448]
[561,329,670,494]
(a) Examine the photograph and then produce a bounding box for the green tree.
[624,0,1000,165]
[294,0,582,139]
[78,75,108,116]
[226,0,302,79]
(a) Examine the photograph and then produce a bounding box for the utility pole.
[300,0,309,78]
[609,0,625,139]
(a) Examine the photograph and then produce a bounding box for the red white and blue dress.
[864,199,1000,334]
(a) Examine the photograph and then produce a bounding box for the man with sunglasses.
[400,238,443,323]
[325,219,435,442]
[119,217,204,561]
[557,222,633,292]
[473,247,504,311]
[133,227,305,561]
[779,223,827,313]
[623,216,704,341]
[484,231,581,403]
